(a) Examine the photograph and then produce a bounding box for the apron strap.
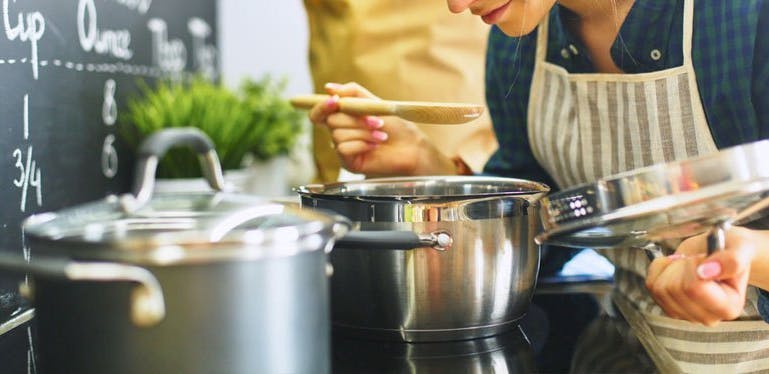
[534,12,550,64]
[682,0,695,66]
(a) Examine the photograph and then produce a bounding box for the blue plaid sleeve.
[754,1,769,325]
[752,0,769,141]
[760,289,769,323]
[692,0,769,148]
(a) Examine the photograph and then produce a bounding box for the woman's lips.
[481,1,511,24]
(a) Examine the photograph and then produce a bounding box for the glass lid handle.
[120,128,227,212]
[706,193,769,255]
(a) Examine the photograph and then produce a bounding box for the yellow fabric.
[304,0,498,182]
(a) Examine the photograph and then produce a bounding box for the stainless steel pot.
[0,129,346,374]
[296,176,549,342]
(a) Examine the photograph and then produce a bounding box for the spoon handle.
[289,94,396,116]
[290,94,483,124]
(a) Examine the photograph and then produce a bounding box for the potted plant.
[120,76,304,196]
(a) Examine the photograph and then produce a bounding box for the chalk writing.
[188,17,217,80]
[26,325,36,373]
[101,134,118,178]
[102,79,117,125]
[148,18,186,72]
[2,0,45,79]
[78,0,133,60]
[11,95,42,212]
[115,0,152,14]
[101,80,118,178]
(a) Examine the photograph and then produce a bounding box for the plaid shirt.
[484,0,769,188]
[483,0,769,321]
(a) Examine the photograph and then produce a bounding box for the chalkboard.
[0,0,217,371]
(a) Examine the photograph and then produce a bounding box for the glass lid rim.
[21,193,335,243]
[295,175,551,198]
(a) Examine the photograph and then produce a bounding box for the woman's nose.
[446,0,474,13]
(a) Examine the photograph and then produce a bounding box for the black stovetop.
[332,288,656,373]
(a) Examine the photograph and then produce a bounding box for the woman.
[308,0,769,371]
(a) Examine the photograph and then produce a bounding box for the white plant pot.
[229,156,291,197]
[153,156,291,198]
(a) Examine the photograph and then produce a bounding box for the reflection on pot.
[332,326,536,373]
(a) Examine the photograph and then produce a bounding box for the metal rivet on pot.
[131,286,166,328]
[18,282,33,301]
[436,232,452,249]
[429,231,453,251]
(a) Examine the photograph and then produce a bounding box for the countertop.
[0,278,650,373]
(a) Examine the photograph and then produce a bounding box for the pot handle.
[705,193,769,255]
[120,128,228,213]
[0,253,166,328]
[334,230,453,251]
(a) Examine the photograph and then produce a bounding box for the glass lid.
[536,140,769,249]
[22,128,342,262]
[23,192,336,248]
[296,176,550,200]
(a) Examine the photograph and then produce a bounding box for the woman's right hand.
[309,82,456,177]
[645,227,762,326]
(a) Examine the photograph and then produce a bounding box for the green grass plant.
[121,76,303,178]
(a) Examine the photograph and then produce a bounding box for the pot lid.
[22,129,345,264]
[24,192,337,246]
[296,176,550,202]
[535,140,769,250]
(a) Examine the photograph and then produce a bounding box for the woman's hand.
[308,82,456,177]
[645,227,763,326]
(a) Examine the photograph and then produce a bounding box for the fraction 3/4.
[11,94,42,212]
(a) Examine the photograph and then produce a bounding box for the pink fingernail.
[371,131,388,142]
[365,116,384,129]
[325,95,339,109]
[697,261,722,279]
[325,82,342,90]
[667,254,685,260]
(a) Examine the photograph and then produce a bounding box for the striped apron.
[527,1,769,372]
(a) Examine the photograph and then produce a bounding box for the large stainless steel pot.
[297,176,549,342]
[0,129,346,374]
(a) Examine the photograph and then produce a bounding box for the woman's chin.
[497,20,540,37]
[491,1,554,37]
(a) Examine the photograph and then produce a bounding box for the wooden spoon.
[289,94,484,124]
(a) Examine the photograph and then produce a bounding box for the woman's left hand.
[645,226,758,326]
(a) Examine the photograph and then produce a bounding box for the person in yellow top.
[303,0,498,182]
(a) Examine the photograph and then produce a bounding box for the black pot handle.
[121,128,227,212]
[335,230,453,251]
